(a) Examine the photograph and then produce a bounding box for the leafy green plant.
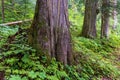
[73,36,120,79]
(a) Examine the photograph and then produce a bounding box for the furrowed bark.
[29,0,73,65]
[101,0,110,38]
[81,0,98,38]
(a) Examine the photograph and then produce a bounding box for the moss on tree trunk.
[28,0,73,65]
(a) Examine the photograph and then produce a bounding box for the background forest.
[0,0,120,80]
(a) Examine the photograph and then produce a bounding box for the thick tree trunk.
[1,0,5,22]
[29,0,73,65]
[81,0,98,38]
[112,0,117,30]
[101,0,110,38]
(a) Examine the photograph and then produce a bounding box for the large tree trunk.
[101,0,110,38]
[81,0,98,38]
[29,0,73,65]
[112,0,117,30]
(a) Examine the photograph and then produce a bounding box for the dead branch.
[0,19,32,26]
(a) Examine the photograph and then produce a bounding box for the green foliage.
[0,26,18,36]
[68,3,120,79]
[0,0,36,23]
[73,36,120,79]
[69,9,84,36]
[1,29,120,80]
[0,27,79,80]
[0,26,18,47]
[0,0,120,80]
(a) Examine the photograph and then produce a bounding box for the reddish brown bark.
[101,0,110,38]
[29,0,73,65]
[0,71,4,80]
[81,0,98,38]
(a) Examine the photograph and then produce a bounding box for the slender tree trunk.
[1,0,5,22]
[29,0,73,65]
[112,0,117,30]
[0,71,4,80]
[81,0,98,38]
[101,0,110,38]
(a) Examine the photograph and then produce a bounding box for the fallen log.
[0,19,32,26]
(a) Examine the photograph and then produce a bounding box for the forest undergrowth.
[0,25,120,80]
[1,0,120,80]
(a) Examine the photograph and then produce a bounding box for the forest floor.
[112,48,120,68]
[1,26,120,80]
[101,48,120,80]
